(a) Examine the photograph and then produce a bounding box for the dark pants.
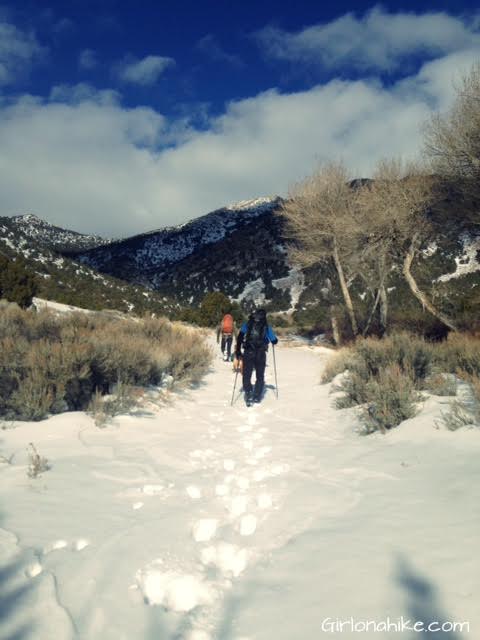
[221,334,233,358]
[242,347,267,398]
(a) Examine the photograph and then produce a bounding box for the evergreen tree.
[198,291,231,326]
[0,255,38,308]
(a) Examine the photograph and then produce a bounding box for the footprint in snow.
[215,484,229,497]
[190,449,216,463]
[238,514,257,537]
[43,539,68,554]
[226,495,249,518]
[25,562,43,578]
[186,485,202,500]
[235,477,250,491]
[223,459,236,471]
[187,631,212,640]
[237,424,251,433]
[192,519,218,542]
[254,446,272,459]
[142,484,164,496]
[73,539,90,551]
[257,493,273,509]
[43,538,89,555]
[135,561,213,612]
[200,542,248,578]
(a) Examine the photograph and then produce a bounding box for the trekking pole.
[272,344,279,399]
[231,367,239,406]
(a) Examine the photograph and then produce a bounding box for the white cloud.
[1,49,476,238]
[1,8,480,238]
[79,48,97,70]
[256,6,480,72]
[49,82,120,106]
[0,19,44,86]
[116,55,175,86]
[196,34,243,67]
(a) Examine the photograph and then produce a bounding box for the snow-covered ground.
[1,340,479,640]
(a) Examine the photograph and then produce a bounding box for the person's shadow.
[395,554,466,639]
[0,509,33,640]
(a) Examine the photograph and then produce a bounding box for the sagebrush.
[0,302,212,420]
[325,331,480,433]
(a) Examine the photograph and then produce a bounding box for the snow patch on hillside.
[32,297,94,315]
[226,196,277,212]
[9,214,108,251]
[78,197,283,273]
[233,278,267,306]
[272,268,306,312]
[437,235,480,282]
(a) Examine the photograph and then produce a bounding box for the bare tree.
[424,62,480,224]
[358,159,458,332]
[280,162,362,340]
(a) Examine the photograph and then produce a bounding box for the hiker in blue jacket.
[235,308,277,405]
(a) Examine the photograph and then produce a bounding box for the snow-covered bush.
[327,332,430,431]
[424,372,457,396]
[434,333,480,376]
[326,330,480,433]
[442,371,480,430]
[321,347,354,383]
[352,333,433,386]
[88,383,142,427]
[27,442,50,478]
[0,305,212,420]
[361,365,419,434]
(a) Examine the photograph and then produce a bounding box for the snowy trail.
[1,339,480,639]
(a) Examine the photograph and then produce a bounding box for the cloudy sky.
[0,0,479,237]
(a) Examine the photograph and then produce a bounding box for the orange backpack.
[222,314,234,334]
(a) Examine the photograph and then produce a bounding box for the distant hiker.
[235,308,278,406]
[217,311,236,361]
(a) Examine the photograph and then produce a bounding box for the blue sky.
[1,1,480,236]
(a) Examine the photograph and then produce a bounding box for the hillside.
[70,198,480,333]
[0,217,178,316]
[2,199,480,333]
[6,214,109,252]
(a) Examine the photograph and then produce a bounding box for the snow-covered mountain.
[70,196,299,309]
[73,197,283,273]
[2,196,479,330]
[0,216,177,316]
[6,213,109,252]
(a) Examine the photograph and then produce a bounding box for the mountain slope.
[6,214,109,252]
[71,197,283,276]
[0,218,177,316]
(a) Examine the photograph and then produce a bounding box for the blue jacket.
[239,322,277,343]
[236,322,278,354]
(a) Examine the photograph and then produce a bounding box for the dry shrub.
[441,370,480,430]
[88,383,143,427]
[353,333,433,386]
[434,333,480,376]
[27,442,50,478]
[0,305,212,421]
[424,373,457,396]
[321,348,353,383]
[332,332,427,432]
[361,365,419,434]
[166,323,213,385]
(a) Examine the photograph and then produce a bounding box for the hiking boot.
[245,391,253,407]
[253,394,261,403]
